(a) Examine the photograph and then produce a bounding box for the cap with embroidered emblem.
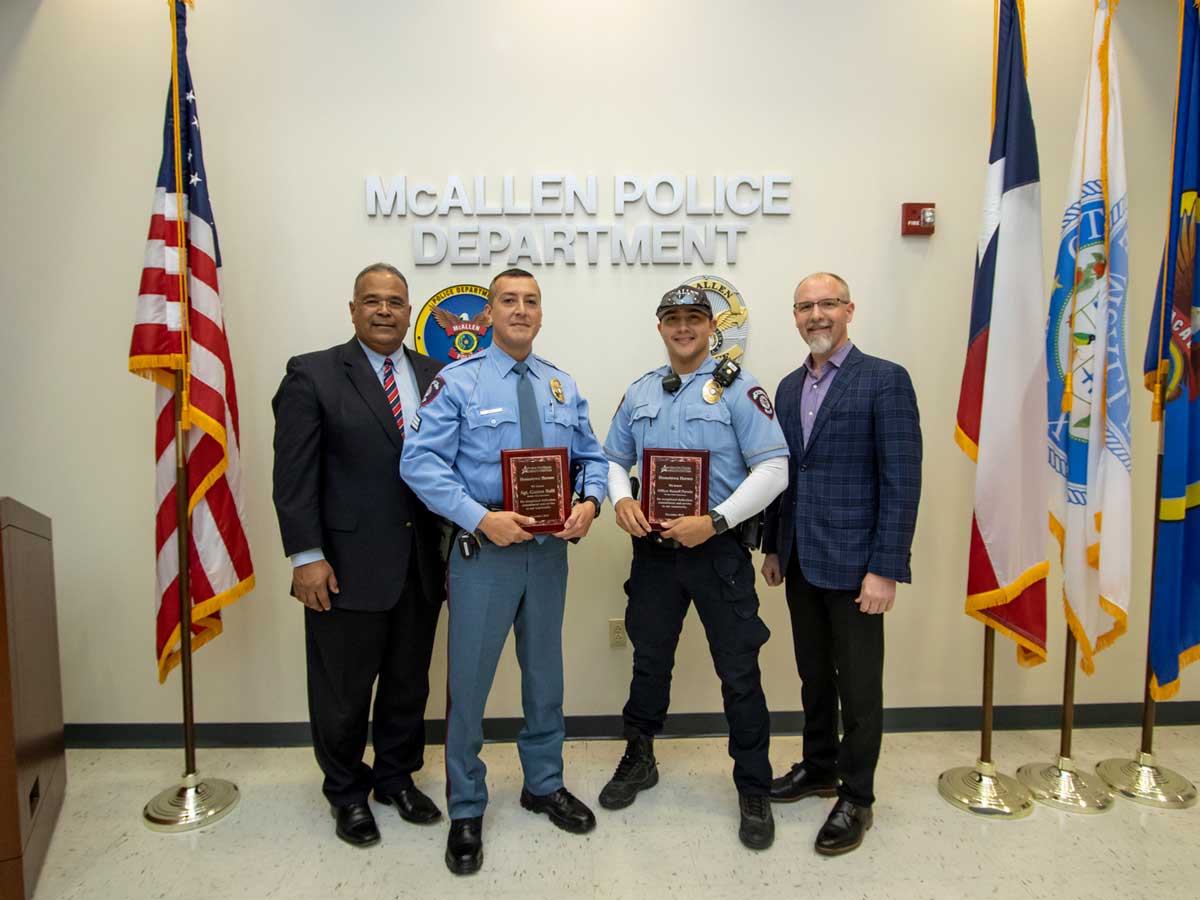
[655,285,713,319]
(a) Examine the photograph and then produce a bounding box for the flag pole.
[1015,629,1114,812]
[174,370,197,778]
[937,626,1034,818]
[1096,432,1197,808]
[142,0,239,831]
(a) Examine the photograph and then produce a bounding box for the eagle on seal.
[432,305,492,332]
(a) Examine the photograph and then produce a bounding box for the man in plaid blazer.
[761,272,922,856]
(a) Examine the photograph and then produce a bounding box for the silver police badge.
[686,275,749,363]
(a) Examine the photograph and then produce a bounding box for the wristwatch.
[707,510,729,534]
[583,495,602,518]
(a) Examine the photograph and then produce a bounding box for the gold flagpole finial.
[1151,359,1168,423]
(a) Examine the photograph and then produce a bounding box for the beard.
[803,329,834,356]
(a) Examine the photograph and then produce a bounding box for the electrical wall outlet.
[608,618,627,647]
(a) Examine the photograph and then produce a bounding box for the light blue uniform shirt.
[291,340,420,568]
[400,343,609,534]
[604,356,789,508]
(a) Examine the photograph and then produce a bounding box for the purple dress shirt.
[800,341,854,447]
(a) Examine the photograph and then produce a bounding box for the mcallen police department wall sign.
[414,284,493,363]
[687,275,750,362]
[365,173,792,266]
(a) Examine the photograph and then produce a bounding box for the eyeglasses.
[359,297,408,312]
[793,298,849,315]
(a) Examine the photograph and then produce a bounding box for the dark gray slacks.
[304,558,441,806]
[784,550,884,807]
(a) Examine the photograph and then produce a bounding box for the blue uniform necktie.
[512,361,543,449]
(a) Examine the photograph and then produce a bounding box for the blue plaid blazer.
[763,346,922,591]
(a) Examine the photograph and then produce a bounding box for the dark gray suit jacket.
[271,338,446,611]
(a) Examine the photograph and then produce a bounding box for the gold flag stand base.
[1096,752,1198,810]
[938,759,1035,819]
[1015,756,1114,814]
[1015,630,1113,815]
[143,772,240,832]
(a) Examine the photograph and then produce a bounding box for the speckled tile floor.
[31,726,1200,900]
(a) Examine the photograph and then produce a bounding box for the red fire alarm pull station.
[901,202,936,236]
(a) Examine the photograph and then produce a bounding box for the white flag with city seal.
[1046,0,1132,674]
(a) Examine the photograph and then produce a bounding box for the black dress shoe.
[738,792,775,850]
[330,801,380,848]
[374,784,442,824]
[445,816,483,875]
[599,735,658,810]
[770,761,839,803]
[520,786,597,834]
[815,798,873,856]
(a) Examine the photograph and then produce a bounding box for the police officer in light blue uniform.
[400,268,608,876]
[599,284,790,851]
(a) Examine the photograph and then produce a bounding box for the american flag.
[128,1,254,683]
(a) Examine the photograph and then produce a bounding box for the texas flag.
[955,0,1049,666]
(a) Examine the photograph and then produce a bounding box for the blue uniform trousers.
[445,536,569,819]
[621,532,773,794]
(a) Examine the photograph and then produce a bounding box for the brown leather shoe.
[815,798,873,855]
[770,762,838,803]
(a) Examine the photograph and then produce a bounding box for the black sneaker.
[598,735,659,810]
[738,792,775,850]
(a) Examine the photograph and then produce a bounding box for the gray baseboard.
[64,702,1200,749]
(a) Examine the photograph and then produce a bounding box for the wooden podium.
[0,499,66,900]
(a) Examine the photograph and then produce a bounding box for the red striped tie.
[382,356,405,435]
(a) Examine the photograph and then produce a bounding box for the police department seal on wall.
[686,275,749,362]
[414,283,493,363]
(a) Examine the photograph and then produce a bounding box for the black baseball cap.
[655,285,713,319]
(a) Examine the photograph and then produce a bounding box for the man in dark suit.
[272,263,446,848]
[762,272,922,856]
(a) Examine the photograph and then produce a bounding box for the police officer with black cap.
[600,284,790,849]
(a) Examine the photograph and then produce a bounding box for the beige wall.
[0,0,1193,727]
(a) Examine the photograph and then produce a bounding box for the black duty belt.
[638,530,739,552]
[637,519,762,552]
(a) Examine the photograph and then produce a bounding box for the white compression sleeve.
[607,460,634,505]
[712,456,789,527]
